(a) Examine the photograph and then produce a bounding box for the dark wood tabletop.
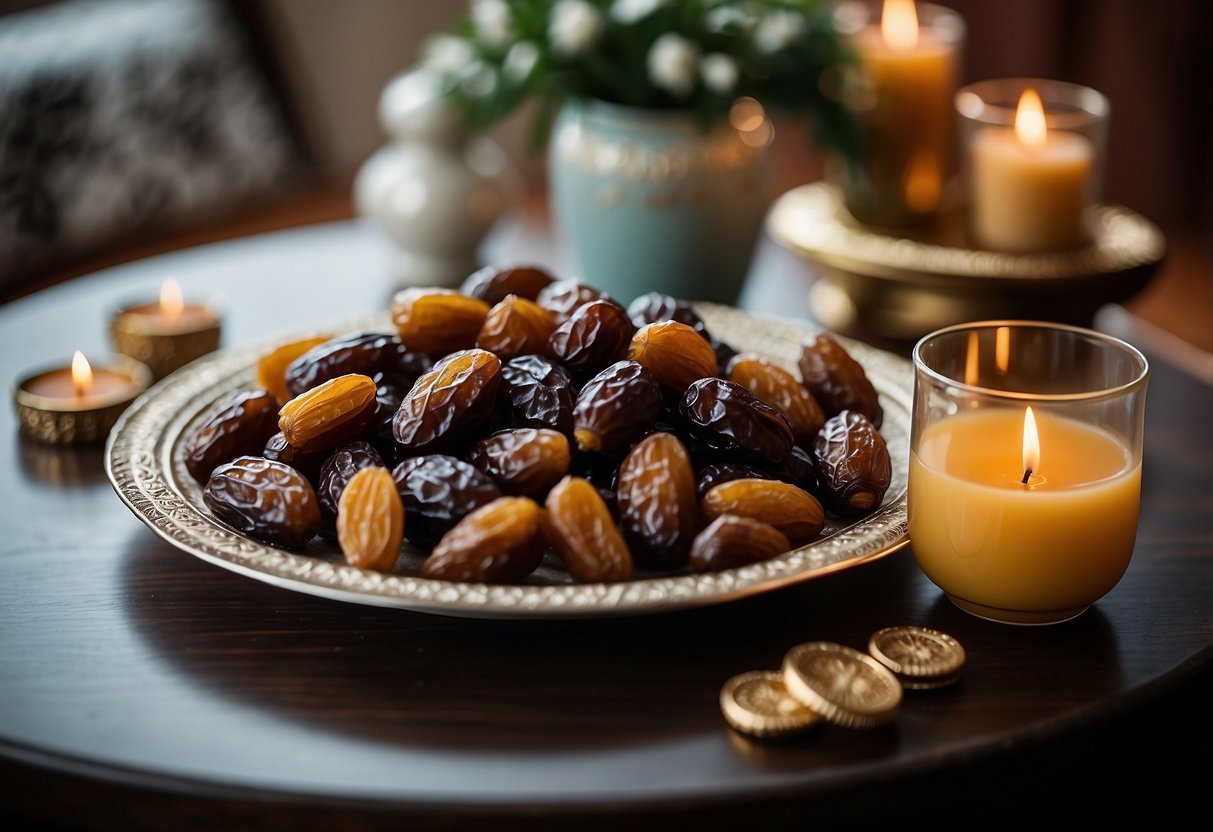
[1,193,1211,831]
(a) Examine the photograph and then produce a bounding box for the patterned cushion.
[0,0,301,286]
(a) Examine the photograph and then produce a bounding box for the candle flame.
[71,350,93,398]
[160,278,184,324]
[995,326,1011,374]
[1014,88,1048,149]
[1022,406,1040,482]
[881,0,919,50]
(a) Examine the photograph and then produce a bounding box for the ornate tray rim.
[105,303,912,620]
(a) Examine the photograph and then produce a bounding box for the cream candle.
[110,279,222,379]
[14,352,151,445]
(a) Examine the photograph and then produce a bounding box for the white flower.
[459,60,499,98]
[549,0,604,56]
[705,5,755,33]
[648,33,699,98]
[754,9,805,53]
[611,0,665,25]
[700,53,738,94]
[471,0,515,49]
[422,34,476,75]
[504,40,540,82]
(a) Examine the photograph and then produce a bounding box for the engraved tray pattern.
[105,304,913,619]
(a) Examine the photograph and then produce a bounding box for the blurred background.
[1,0,1209,352]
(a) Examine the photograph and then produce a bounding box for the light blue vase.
[548,98,774,307]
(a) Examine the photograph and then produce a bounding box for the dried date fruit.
[203,455,321,550]
[336,466,404,572]
[461,265,554,304]
[543,476,633,583]
[392,349,502,454]
[547,299,635,376]
[695,462,773,499]
[257,335,331,405]
[626,291,710,339]
[535,279,612,324]
[616,432,699,570]
[727,353,826,446]
[798,333,883,428]
[711,338,739,376]
[183,388,279,483]
[627,321,719,393]
[680,378,794,465]
[278,373,378,453]
[468,428,570,499]
[769,444,819,494]
[476,294,556,359]
[572,360,663,453]
[263,431,327,481]
[285,332,427,398]
[812,410,892,518]
[700,478,825,543]
[316,440,385,528]
[422,496,546,583]
[392,454,502,546]
[499,355,575,436]
[390,287,490,355]
[689,515,791,573]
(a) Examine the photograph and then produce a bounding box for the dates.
[257,335,330,405]
[812,410,891,518]
[285,332,425,399]
[499,355,574,436]
[336,466,404,572]
[689,515,790,573]
[263,431,327,481]
[695,462,772,499]
[626,291,709,338]
[316,440,385,528]
[462,265,554,304]
[393,349,502,454]
[700,478,824,543]
[468,428,570,499]
[627,321,719,393]
[476,294,556,359]
[184,388,279,484]
[278,373,378,453]
[392,454,502,546]
[727,353,826,446]
[616,432,699,570]
[798,333,883,428]
[680,378,795,465]
[548,299,635,377]
[203,456,321,550]
[572,360,663,454]
[422,496,546,583]
[391,288,490,355]
[535,279,612,324]
[544,476,633,582]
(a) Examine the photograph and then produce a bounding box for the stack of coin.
[780,642,903,729]
[867,626,966,690]
[719,670,822,739]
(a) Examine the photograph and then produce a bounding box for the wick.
[1021,468,1033,485]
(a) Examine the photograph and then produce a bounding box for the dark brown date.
[547,299,635,377]
[689,515,791,573]
[183,388,279,484]
[262,431,326,482]
[499,355,575,437]
[616,432,699,570]
[572,360,663,454]
[798,333,883,428]
[392,454,503,546]
[680,378,794,465]
[626,291,710,339]
[535,279,613,325]
[316,440,385,529]
[695,462,773,499]
[203,456,321,550]
[769,445,819,494]
[285,332,427,399]
[711,339,739,376]
[468,428,570,499]
[811,410,892,518]
[461,265,555,305]
[392,349,502,454]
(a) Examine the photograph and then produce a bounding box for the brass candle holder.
[14,353,152,446]
[109,280,222,380]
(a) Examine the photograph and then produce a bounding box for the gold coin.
[868,626,966,682]
[720,670,822,739]
[781,641,902,729]
[900,672,962,691]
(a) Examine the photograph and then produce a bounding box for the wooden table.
[2,200,1211,831]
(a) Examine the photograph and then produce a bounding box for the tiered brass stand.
[766,183,1167,344]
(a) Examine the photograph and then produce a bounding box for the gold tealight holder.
[109,279,222,380]
[14,353,152,446]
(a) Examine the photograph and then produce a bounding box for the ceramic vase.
[548,98,774,307]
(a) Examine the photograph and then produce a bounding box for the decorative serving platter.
[105,303,913,619]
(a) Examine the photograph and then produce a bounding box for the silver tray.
[105,303,913,619]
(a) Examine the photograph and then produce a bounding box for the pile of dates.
[185,265,892,584]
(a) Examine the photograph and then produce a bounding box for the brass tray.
[105,304,912,620]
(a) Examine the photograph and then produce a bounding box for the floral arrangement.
[419,0,859,158]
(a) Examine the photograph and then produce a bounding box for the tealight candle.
[14,352,152,445]
[832,0,965,226]
[908,321,1148,625]
[110,278,222,379]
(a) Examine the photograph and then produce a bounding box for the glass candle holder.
[830,0,966,227]
[908,321,1148,625]
[955,78,1110,253]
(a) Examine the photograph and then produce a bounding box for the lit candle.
[14,352,151,445]
[841,0,964,225]
[967,87,1095,252]
[110,279,222,379]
